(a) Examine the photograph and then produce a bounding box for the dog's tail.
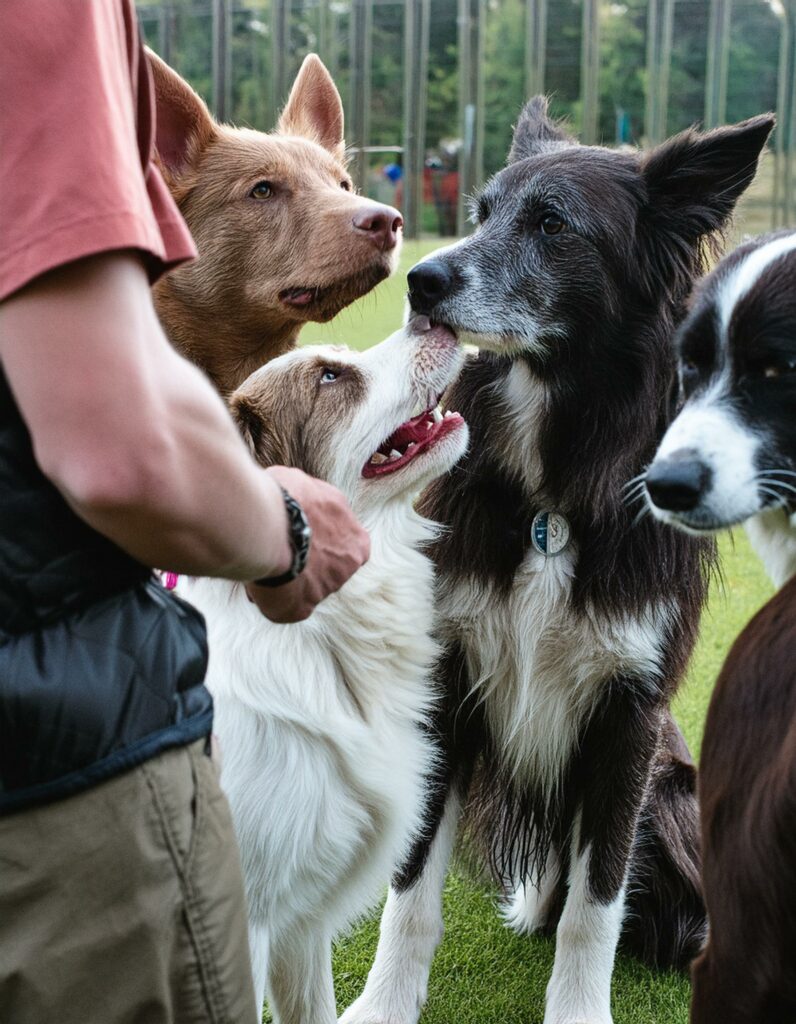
[620,709,707,970]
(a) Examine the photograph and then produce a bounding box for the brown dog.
[147,51,403,394]
[690,576,796,1024]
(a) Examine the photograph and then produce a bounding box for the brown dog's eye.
[340,180,352,192]
[540,213,565,235]
[250,181,273,199]
[320,369,339,384]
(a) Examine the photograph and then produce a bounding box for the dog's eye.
[340,180,352,192]
[539,214,566,236]
[680,359,701,392]
[250,180,273,199]
[763,360,796,379]
[320,369,339,384]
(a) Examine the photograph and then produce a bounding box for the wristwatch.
[253,487,312,588]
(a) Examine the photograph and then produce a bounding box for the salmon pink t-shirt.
[0,0,196,302]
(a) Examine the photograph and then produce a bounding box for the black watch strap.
[253,487,312,588]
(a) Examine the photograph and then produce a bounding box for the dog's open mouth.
[362,404,464,479]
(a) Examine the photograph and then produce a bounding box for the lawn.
[293,239,776,1024]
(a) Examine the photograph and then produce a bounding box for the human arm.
[0,250,368,614]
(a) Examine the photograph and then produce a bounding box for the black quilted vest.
[0,369,212,814]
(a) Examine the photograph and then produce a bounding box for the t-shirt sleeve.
[0,0,197,302]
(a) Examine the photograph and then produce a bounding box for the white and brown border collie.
[340,102,774,1024]
[646,232,796,1024]
[179,321,468,1023]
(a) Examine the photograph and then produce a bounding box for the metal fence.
[137,0,796,239]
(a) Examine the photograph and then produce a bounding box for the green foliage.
[138,0,783,213]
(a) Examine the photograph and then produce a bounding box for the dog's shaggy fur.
[179,323,468,1023]
[146,50,402,394]
[340,101,774,1024]
[646,231,796,1023]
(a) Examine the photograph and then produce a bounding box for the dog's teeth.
[389,449,402,460]
[432,406,443,424]
[370,452,388,465]
[444,410,455,419]
[407,442,417,450]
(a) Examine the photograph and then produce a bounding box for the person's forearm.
[0,253,292,580]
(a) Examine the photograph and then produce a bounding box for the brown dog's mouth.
[280,287,316,308]
[362,405,465,479]
[279,263,392,317]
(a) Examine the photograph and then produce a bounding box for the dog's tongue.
[410,314,457,343]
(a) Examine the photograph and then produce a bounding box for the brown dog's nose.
[352,203,403,251]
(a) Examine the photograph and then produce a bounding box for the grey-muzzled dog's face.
[406,98,775,379]
[408,143,642,361]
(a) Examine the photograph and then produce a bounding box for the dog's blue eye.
[320,369,339,384]
[250,181,273,199]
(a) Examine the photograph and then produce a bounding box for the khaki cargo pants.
[0,739,258,1024]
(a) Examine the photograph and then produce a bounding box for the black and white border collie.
[179,321,468,1023]
[340,101,774,1024]
[647,229,796,586]
[645,231,796,1024]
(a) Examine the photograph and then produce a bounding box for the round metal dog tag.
[531,511,571,557]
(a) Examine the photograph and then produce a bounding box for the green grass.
[280,239,776,1024]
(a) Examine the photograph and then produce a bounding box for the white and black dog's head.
[646,231,796,536]
[230,319,469,517]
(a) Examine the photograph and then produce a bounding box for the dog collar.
[530,511,571,557]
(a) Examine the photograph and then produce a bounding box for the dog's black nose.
[407,259,453,313]
[645,451,712,512]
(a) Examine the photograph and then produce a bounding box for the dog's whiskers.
[623,479,649,508]
[622,471,647,492]
[756,485,790,508]
[630,501,652,528]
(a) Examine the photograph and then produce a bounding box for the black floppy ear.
[508,96,573,164]
[641,114,775,243]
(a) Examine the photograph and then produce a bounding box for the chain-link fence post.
[402,0,430,240]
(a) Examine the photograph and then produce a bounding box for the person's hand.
[245,466,370,624]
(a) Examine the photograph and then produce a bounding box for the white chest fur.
[178,507,439,944]
[745,507,796,589]
[439,544,671,796]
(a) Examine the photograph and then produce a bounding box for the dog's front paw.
[339,994,420,1024]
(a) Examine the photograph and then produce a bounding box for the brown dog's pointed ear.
[508,96,573,164]
[277,54,344,157]
[146,47,217,181]
[642,113,776,239]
